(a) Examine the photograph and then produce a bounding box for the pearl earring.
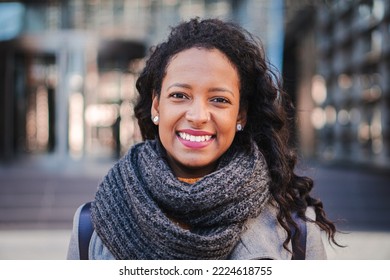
[152,115,159,124]
[236,123,243,131]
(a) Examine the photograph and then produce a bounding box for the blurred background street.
[1,0,390,259]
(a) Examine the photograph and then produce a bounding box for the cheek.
[217,115,238,139]
[157,110,179,140]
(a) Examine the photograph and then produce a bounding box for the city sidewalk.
[0,229,389,259]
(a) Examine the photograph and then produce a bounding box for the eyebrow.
[167,83,235,96]
[167,83,191,90]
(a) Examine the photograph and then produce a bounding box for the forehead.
[168,47,236,68]
[164,49,237,84]
[164,47,238,78]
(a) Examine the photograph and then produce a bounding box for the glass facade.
[314,0,390,167]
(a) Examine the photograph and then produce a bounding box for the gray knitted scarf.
[91,140,270,259]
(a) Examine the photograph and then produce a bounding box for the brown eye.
[211,97,230,104]
[170,93,188,99]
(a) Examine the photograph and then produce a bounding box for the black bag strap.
[78,202,94,260]
[290,212,307,260]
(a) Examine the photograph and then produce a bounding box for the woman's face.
[151,47,246,178]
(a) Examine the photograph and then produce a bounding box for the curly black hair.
[135,18,339,251]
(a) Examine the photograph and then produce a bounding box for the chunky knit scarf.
[91,140,271,259]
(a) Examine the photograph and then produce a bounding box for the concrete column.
[55,43,69,161]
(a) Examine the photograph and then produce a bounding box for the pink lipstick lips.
[177,129,214,149]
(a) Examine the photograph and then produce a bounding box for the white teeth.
[178,132,212,142]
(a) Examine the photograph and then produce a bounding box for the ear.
[237,108,247,128]
[151,92,160,120]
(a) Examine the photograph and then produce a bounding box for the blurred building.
[0,1,148,162]
[311,0,390,169]
[0,0,285,164]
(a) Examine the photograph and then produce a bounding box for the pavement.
[0,157,389,260]
[1,229,390,260]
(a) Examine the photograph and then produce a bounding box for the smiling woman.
[67,18,340,260]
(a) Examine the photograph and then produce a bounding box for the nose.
[185,99,210,125]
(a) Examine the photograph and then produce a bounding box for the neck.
[166,156,217,178]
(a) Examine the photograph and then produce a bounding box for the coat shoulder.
[229,202,327,260]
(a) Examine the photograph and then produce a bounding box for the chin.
[181,162,208,169]
[182,160,216,173]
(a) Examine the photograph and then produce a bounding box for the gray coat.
[67,201,327,260]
